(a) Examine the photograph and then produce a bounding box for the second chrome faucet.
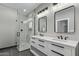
[57,35,68,40]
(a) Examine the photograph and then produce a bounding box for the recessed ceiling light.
[24,9,26,12]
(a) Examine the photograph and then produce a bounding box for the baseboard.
[0,45,17,50]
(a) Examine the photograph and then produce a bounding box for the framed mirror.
[38,16,47,33]
[54,5,75,33]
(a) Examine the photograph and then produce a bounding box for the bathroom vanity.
[30,35,79,56]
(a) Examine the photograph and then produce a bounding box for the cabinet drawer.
[47,42,64,55]
[47,49,64,56]
[31,40,38,48]
[37,39,46,45]
[38,39,45,43]
[36,43,48,54]
[37,44,45,51]
[31,37,38,41]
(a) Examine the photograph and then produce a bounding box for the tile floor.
[0,46,34,56]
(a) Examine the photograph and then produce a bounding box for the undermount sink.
[41,36,69,42]
[36,35,76,44]
[52,38,73,42]
[32,35,79,48]
[52,39,77,45]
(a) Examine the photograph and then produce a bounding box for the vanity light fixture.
[37,10,49,18]
[37,7,48,18]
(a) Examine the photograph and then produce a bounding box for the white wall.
[34,3,79,41]
[0,5,17,48]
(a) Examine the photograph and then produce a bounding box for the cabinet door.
[71,47,76,56]
[31,38,39,44]
[47,49,63,56]
[38,39,46,45]
[31,39,38,48]
[36,40,49,55]
[47,41,64,55]
[64,46,72,56]
[37,43,46,52]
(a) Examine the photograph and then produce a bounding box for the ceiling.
[0,3,40,16]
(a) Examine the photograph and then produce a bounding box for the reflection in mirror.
[38,16,47,33]
[56,18,69,33]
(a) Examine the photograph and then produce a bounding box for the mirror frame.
[54,5,75,33]
[38,16,47,33]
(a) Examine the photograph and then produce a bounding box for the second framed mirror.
[38,16,47,33]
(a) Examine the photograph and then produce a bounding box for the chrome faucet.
[57,35,68,40]
[64,36,68,40]
[60,35,63,39]
[57,35,63,40]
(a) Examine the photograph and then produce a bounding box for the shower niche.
[54,6,75,33]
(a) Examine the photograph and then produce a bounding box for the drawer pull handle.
[51,50,64,56]
[39,40,44,42]
[39,44,45,48]
[51,44,64,48]
[32,41,35,43]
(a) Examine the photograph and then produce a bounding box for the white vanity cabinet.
[30,35,79,56]
[46,41,64,56]
[31,37,49,55]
